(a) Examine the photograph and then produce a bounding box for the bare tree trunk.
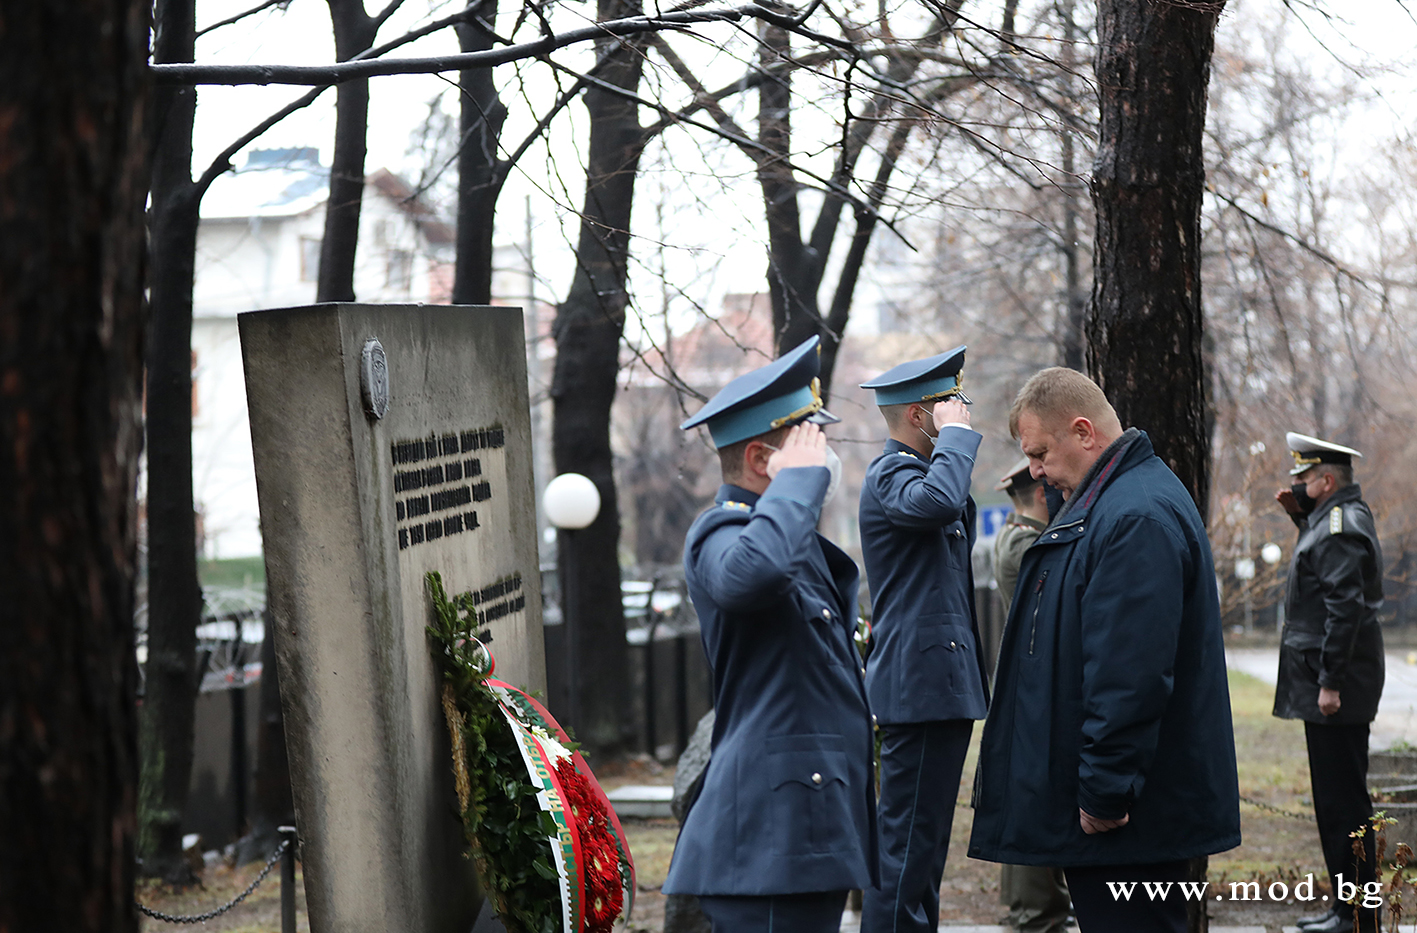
[1057,0,1086,370]
[0,0,149,927]
[1086,5,1223,928]
[551,0,645,758]
[235,614,295,864]
[757,23,823,365]
[450,10,507,305]
[141,0,205,884]
[1086,0,1222,519]
[317,0,381,301]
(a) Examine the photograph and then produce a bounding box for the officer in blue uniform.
[663,336,878,933]
[857,347,989,933]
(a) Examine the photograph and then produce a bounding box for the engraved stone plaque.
[239,304,544,933]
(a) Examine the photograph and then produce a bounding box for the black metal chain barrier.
[136,837,290,924]
[1240,793,1316,822]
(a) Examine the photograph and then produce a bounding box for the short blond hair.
[1008,367,1121,439]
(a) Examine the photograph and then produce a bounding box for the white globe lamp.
[543,473,601,530]
[1261,542,1283,566]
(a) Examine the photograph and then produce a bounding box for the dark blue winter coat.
[663,467,878,895]
[968,431,1240,866]
[859,431,989,725]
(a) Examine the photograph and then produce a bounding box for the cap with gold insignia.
[994,456,1034,492]
[859,345,970,406]
[1286,431,1363,475]
[679,335,840,448]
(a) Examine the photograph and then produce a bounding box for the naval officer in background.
[856,346,989,933]
[1275,432,1385,933]
[663,336,878,933]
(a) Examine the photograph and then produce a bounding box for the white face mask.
[916,406,938,444]
[824,444,843,505]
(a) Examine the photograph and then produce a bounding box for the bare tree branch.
[196,0,289,38]
[154,4,855,85]
[372,0,407,31]
[194,0,492,195]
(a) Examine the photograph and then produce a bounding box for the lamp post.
[543,473,601,732]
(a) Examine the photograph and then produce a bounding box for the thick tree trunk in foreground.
[0,0,149,927]
[141,0,205,884]
[1086,0,1221,519]
[1086,5,1223,930]
[551,0,645,758]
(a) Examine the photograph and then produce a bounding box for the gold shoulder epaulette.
[1329,506,1343,535]
[723,500,751,512]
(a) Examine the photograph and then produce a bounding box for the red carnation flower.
[554,758,625,933]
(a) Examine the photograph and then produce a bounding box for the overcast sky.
[184,0,1417,335]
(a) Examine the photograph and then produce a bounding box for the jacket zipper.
[1029,570,1050,655]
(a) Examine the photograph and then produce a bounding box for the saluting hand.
[932,398,971,430]
[1275,488,1303,515]
[766,423,827,479]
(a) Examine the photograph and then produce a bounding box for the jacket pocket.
[912,613,972,695]
[764,737,855,854]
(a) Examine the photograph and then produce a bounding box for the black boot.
[1303,902,1380,933]
[1295,904,1339,929]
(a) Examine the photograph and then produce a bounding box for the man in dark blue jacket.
[857,347,989,933]
[969,368,1239,933]
[664,337,877,932]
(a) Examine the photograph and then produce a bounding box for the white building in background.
[187,148,454,558]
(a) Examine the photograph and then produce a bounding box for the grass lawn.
[198,555,266,590]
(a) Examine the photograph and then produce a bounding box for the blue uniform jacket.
[968,431,1240,866]
[859,432,989,725]
[663,467,878,896]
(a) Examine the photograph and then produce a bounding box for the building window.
[300,237,321,282]
[386,250,413,292]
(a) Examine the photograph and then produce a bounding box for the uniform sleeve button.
[822,608,832,620]
[950,641,957,649]
[811,772,823,785]
[872,714,878,725]
[1051,533,1058,539]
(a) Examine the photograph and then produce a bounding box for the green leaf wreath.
[426,571,562,933]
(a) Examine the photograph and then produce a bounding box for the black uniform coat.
[858,431,989,725]
[663,467,878,896]
[969,430,1240,866]
[1273,483,1385,725]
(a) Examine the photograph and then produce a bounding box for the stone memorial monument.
[241,303,546,933]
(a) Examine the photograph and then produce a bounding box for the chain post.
[279,825,299,933]
[135,836,289,924]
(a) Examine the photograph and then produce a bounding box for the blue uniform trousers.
[861,719,973,933]
[698,890,847,933]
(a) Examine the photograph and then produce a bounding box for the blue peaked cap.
[680,336,840,448]
[859,345,970,407]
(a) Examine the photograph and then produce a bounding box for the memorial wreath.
[427,572,635,933]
